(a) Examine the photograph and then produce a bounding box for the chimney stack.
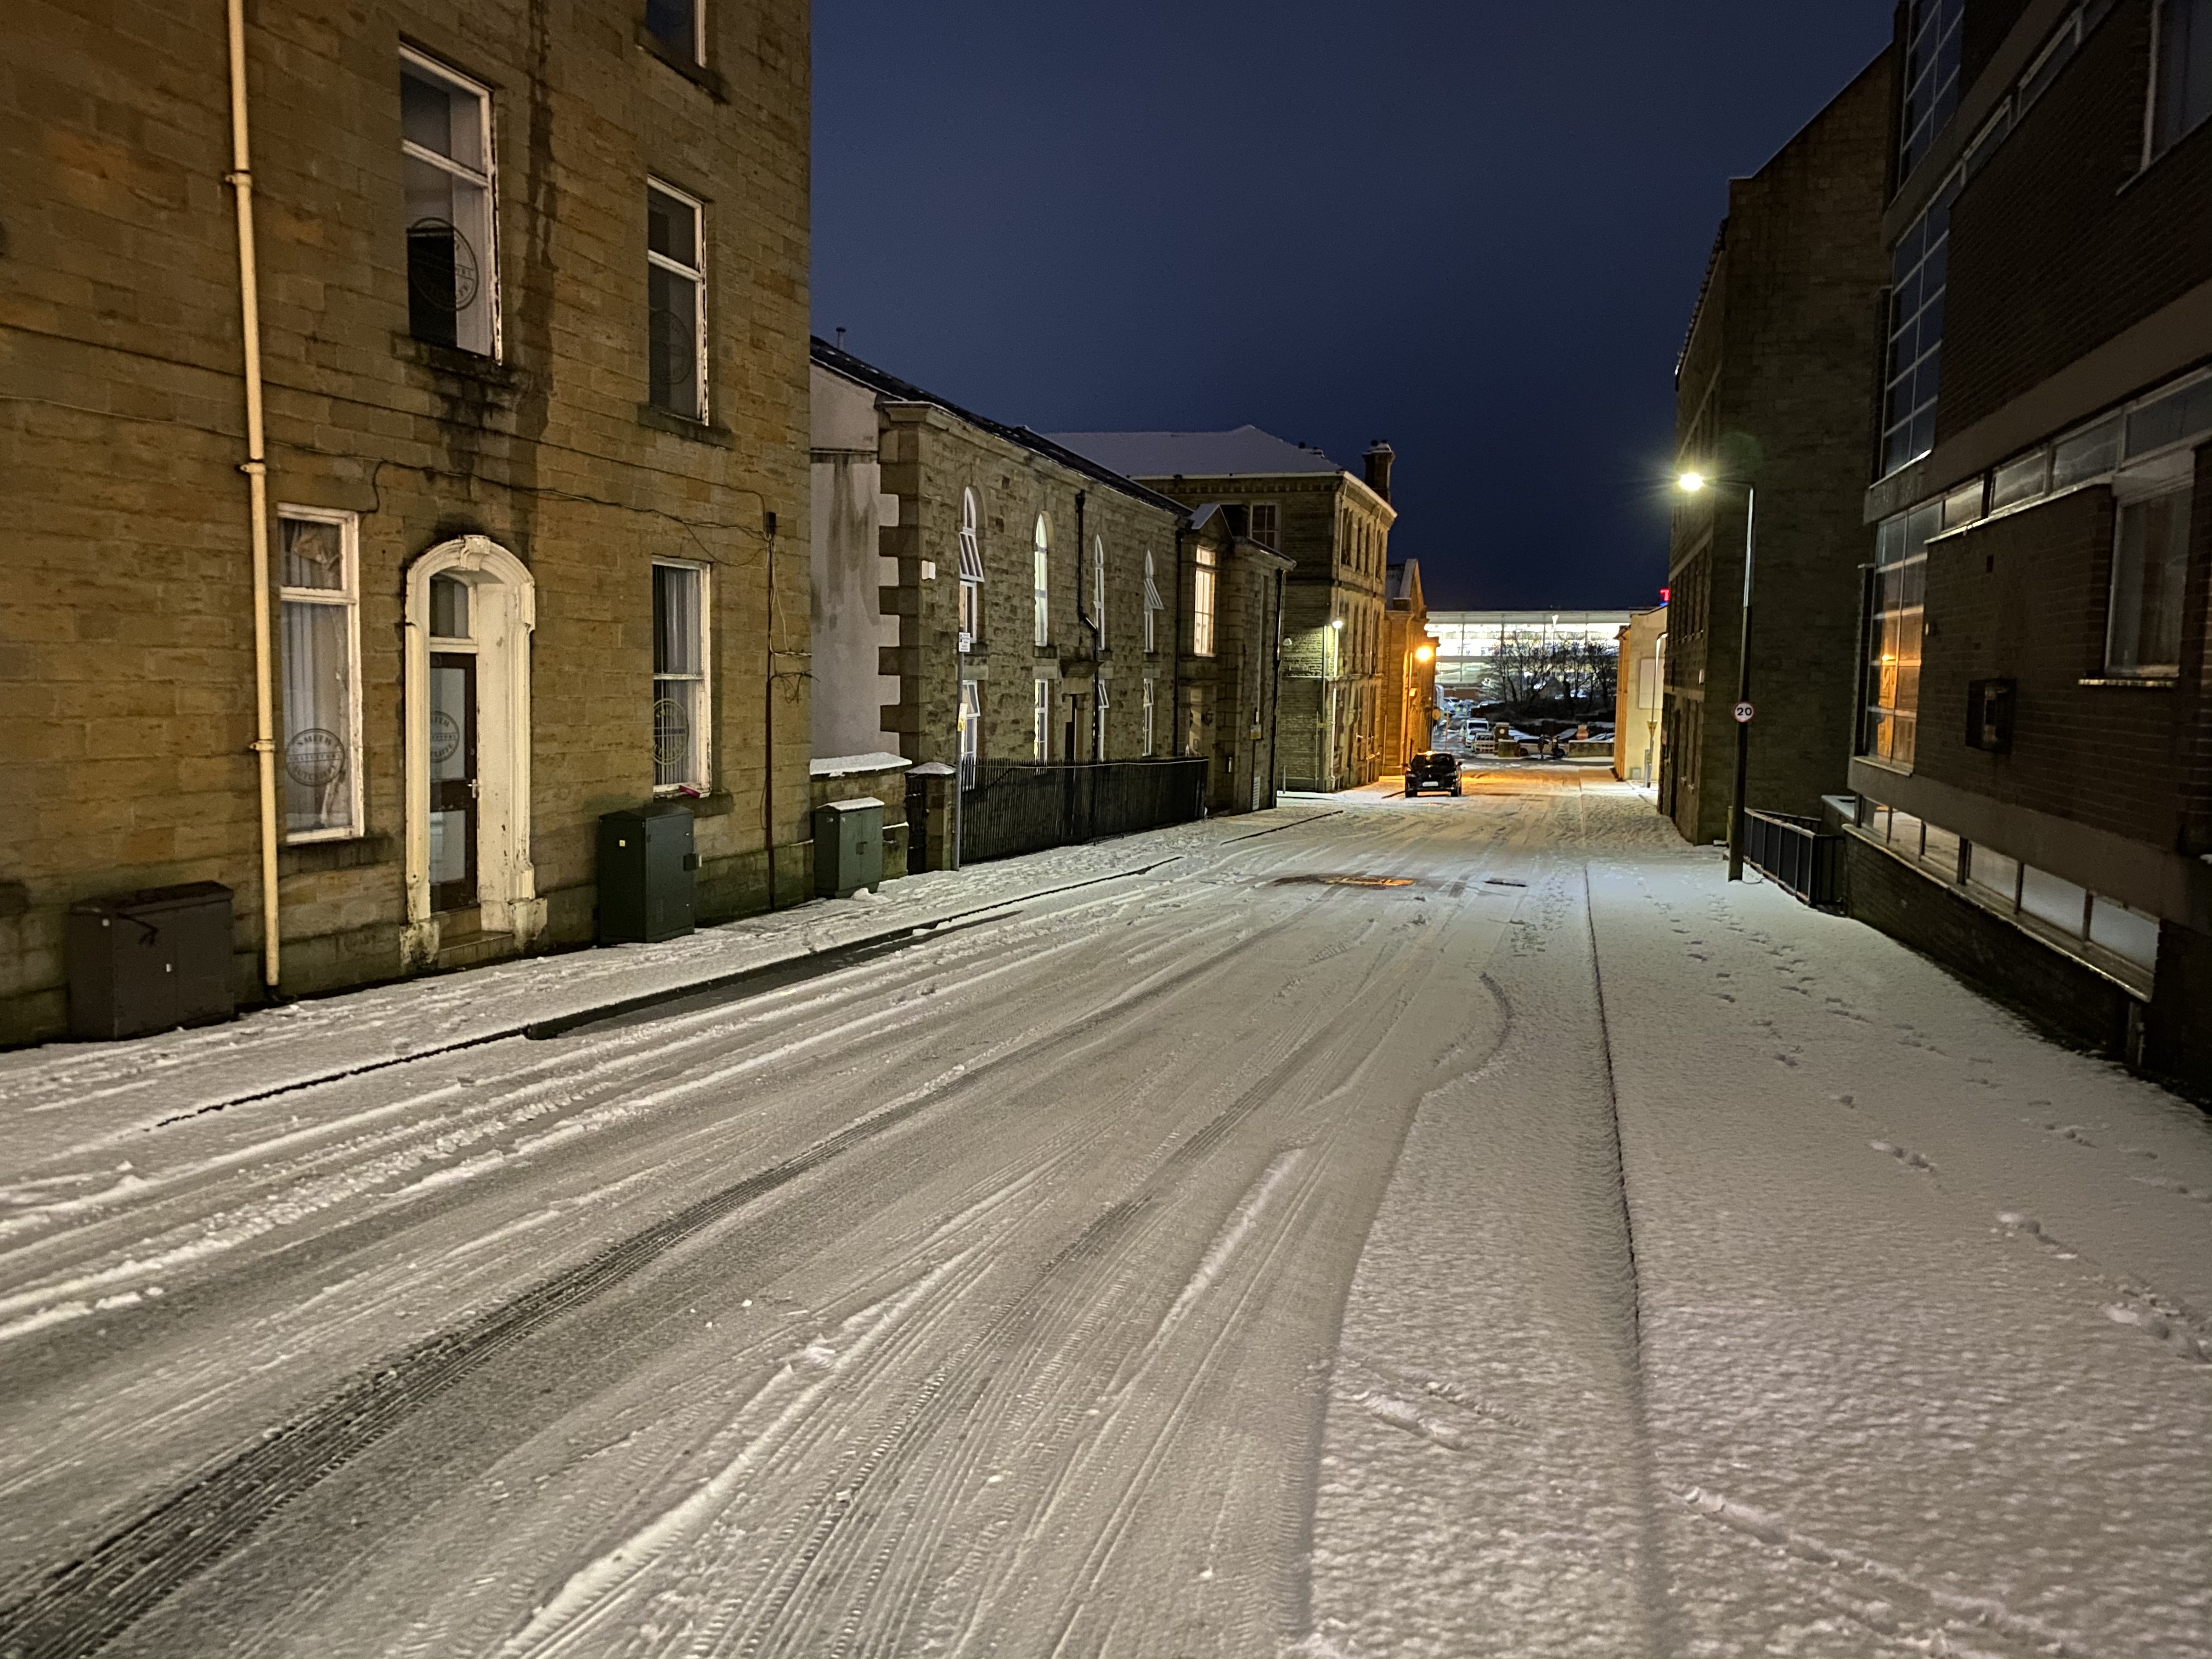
[1363,440,1394,502]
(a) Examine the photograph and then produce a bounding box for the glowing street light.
[1414,644,1435,662]
[1330,617,1345,630]
[1677,470,1707,494]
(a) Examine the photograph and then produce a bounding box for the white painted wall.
[809,365,901,759]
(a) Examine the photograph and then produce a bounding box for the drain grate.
[1274,874,1417,888]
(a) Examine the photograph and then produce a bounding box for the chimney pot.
[1363,440,1395,503]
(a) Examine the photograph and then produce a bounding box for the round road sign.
[1733,701,1756,724]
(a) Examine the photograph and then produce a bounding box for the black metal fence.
[1743,809,1845,910]
[960,759,1209,864]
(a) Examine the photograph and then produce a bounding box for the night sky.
[811,3,1897,611]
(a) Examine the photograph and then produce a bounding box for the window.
[2106,486,2192,676]
[958,488,984,651]
[1192,542,1218,658]
[1899,0,1964,176]
[1142,678,1156,757]
[1091,534,1107,640]
[1032,678,1052,760]
[2155,0,2212,156]
[1881,175,1958,475]
[958,679,981,788]
[401,52,496,356]
[653,561,709,789]
[1863,499,1936,766]
[1142,549,1163,653]
[1032,516,1051,647]
[644,0,703,63]
[1250,502,1279,546]
[278,509,362,840]
[647,182,707,420]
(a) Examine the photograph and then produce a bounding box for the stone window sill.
[637,404,735,447]
[2078,675,2177,689]
[636,26,728,100]
[391,333,524,390]
[280,832,397,876]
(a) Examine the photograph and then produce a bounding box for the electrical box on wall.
[597,804,698,944]
[813,798,884,899]
[1967,678,2016,753]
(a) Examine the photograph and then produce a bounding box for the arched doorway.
[402,535,541,966]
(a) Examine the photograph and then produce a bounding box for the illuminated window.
[1192,543,1217,658]
[1861,500,1936,767]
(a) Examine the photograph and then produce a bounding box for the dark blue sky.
[811,3,1896,610]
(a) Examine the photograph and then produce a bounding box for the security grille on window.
[1142,549,1163,652]
[957,488,985,651]
[644,0,705,63]
[278,510,362,840]
[2106,486,2192,676]
[647,182,708,420]
[1862,500,1936,767]
[653,562,710,789]
[402,55,496,356]
[1899,0,1964,176]
[1250,503,1279,546]
[2156,0,2212,155]
[1881,175,1959,475]
[1192,543,1218,658]
[1032,516,1051,647]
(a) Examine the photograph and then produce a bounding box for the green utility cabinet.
[597,803,697,944]
[813,797,884,899]
[67,882,236,1040]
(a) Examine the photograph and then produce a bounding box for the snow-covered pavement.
[0,775,2205,1657]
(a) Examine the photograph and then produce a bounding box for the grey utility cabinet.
[67,881,236,1040]
[813,797,884,899]
[597,803,697,944]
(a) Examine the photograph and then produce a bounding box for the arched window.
[1142,550,1163,653]
[957,488,984,649]
[1032,514,1050,647]
[1092,534,1107,638]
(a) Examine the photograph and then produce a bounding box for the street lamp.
[1675,469,1757,883]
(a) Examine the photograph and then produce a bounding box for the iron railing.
[1742,809,1844,910]
[960,759,1208,864]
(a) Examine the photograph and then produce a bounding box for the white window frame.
[1091,534,1107,640]
[399,47,500,360]
[958,678,981,787]
[276,506,365,843]
[2103,482,2193,678]
[645,0,708,65]
[1142,677,1156,757]
[646,178,709,422]
[1032,678,1052,760]
[1249,501,1279,546]
[1032,515,1051,647]
[957,487,985,653]
[652,557,712,792]
[1192,541,1218,658]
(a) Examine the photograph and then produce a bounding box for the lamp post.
[1677,471,1756,882]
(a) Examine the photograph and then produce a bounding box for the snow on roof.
[810,752,911,777]
[1046,426,1344,479]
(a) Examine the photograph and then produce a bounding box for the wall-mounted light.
[1414,645,1435,662]
[1677,471,1707,494]
[1331,617,1345,630]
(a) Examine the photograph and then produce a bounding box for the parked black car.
[1405,751,1462,796]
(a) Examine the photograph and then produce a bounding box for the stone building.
[1180,507,1295,815]
[1614,604,1668,785]
[1662,45,1898,845]
[0,0,812,1043]
[1838,0,2212,1095]
[808,341,1190,778]
[1378,560,1440,774]
[1049,427,1396,791]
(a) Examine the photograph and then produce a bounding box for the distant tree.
[1481,632,1618,725]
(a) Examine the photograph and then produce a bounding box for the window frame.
[1192,541,1218,659]
[399,47,500,360]
[1249,501,1279,547]
[645,178,709,422]
[1899,0,1966,177]
[651,557,713,793]
[2103,482,2193,678]
[957,488,985,652]
[1142,548,1163,653]
[1091,534,1107,641]
[2151,0,2212,160]
[1032,515,1051,647]
[1142,677,1156,758]
[958,678,981,788]
[276,506,365,844]
[1032,677,1052,761]
[1880,172,1959,477]
[644,0,707,66]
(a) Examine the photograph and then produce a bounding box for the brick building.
[1050,427,1396,791]
[1662,46,1899,845]
[0,0,812,1043]
[1841,0,2212,1094]
[1378,560,1439,774]
[809,341,1229,791]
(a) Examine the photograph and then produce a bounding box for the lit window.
[1861,499,1936,766]
[1032,515,1050,647]
[402,52,497,356]
[958,488,984,651]
[278,509,362,840]
[1032,678,1051,760]
[1899,0,1964,176]
[1881,176,1959,475]
[1142,549,1163,653]
[2155,0,2212,156]
[1192,542,1217,658]
[2106,486,2192,676]
[958,679,981,788]
[644,0,704,64]
[647,182,707,420]
[653,561,710,789]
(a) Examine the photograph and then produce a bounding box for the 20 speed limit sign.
[1733,701,1756,724]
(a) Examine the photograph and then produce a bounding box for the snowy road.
[1,776,2206,1658]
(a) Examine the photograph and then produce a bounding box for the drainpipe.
[225,0,280,994]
